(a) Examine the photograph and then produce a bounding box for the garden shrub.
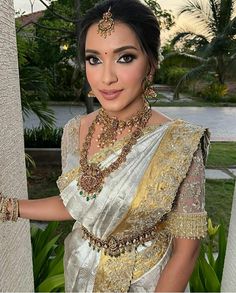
[166,66,189,86]
[24,127,63,148]
[201,82,228,102]
[190,219,226,292]
[31,221,65,292]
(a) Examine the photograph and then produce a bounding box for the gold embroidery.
[61,115,81,170]
[56,167,80,192]
[133,231,171,281]
[165,211,207,239]
[93,120,210,292]
[110,121,208,239]
[93,250,136,292]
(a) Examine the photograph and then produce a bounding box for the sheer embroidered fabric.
[165,147,207,239]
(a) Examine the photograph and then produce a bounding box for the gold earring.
[88,90,95,98]
[143,75,157,100]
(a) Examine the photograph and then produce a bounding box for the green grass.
[207,142,236,168]
[205,179,234,233]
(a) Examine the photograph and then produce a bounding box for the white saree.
[56,115,210,292]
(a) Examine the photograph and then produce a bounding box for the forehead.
[85,22,142,51]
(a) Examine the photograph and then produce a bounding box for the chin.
[100,102,125,114]
[98,97,125,111]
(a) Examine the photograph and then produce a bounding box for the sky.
[13,0,202,43]
[14,0,182,15]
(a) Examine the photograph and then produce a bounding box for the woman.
[0,0,210,292]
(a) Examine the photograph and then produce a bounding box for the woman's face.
[85,21,150,117]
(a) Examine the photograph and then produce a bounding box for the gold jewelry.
[88,90,95,98]
[81,220,167,257]
[0,194,19,222]
[97,7,115,38]
[96,104,150,148]
[143,75,157,100]
[78,103,152,201]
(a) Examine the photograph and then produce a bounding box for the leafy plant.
[31,221,65,292]
[16,28,56,128]
[166,66,189,86]
[201,82,228,102]
[190,218,227,292]
[25,152,36,178]
[24,127,63,148]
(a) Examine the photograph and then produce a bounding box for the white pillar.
[0,0,34,291]
[221,183,236,291]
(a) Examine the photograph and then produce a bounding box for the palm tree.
[165,0,236,99]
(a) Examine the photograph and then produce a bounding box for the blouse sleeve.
[61,120,70,172]
[165,146,208,239]
[56,116,81,193]
[60,116,81,174]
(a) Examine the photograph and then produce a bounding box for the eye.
[85,55,101,65]
[118,54,136,64]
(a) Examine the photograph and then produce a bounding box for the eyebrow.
[85,45,138,55]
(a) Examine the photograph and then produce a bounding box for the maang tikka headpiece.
[97,7,115,38]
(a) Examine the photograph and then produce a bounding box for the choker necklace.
[78,102,152,201]
[96,105,151,148]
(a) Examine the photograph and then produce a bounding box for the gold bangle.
[12,198,19,222]
[0,195,19,222]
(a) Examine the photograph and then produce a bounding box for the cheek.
[86,65,101,87]
[118,64,146,86]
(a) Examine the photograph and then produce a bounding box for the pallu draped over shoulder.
[56,115,210,293]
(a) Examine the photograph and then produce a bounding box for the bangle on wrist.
[0,193,19,222]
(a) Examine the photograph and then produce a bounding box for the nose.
[102,62,118,85]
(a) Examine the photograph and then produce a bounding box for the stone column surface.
[0,0,34,291]
[221,183,236,292]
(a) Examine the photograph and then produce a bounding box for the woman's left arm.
[155,145,208,292]
[155,238,200,292]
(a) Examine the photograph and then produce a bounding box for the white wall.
[221,183,236,291]
[0,0,34,291]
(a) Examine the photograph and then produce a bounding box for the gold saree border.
[93,120,210,292]
[165,211,207,239]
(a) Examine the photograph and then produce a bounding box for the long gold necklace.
[77,103,152,201]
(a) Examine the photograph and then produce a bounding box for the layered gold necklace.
[77,102,152,201]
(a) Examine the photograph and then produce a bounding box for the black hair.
[79,0,161,71]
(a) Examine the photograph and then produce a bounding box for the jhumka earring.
[97,7,115,38]
[143,75,157,101]
[88,90,95,98]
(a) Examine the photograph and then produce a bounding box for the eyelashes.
[85,54,137,65]
[85,55,101,65]
[118,54,137,63]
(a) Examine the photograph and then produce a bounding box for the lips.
[99,89,123,100]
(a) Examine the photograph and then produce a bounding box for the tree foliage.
[167,0,236,99]
[144,0,175,30]
[16,21,55,128]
